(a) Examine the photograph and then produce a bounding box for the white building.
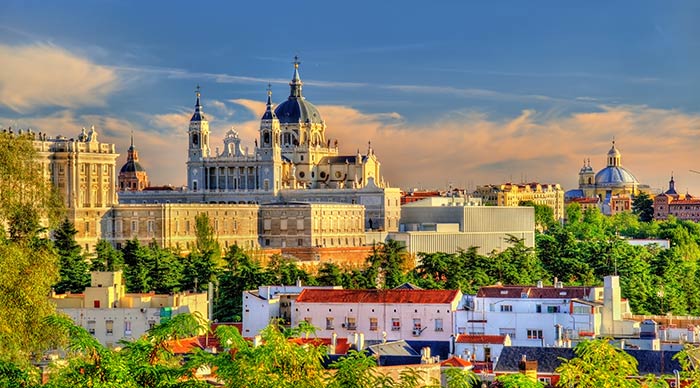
[456,276,638,361]
[293,288,463,358]
[242,284,341,337]
[453,334,511,363]
[51,271,208,347]
[392,197,535,255]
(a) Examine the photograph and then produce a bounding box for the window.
[499,328,516,339]
[391,318,401,331]
[435,318,444,332]
[304,317,312,324]
[264,239,270,246]
[547,306,561,313]
[131,220,137,233]
[148,320,156,329]
[369,317,378,331]
[346,317,356,331]
[413,319,422,331]
[87,320,96,335]
[527,329,543,339]
[93,300,101,308]
[573,305,590,314]
[536,304,542,313]
[124,320,132,336]
[326,317,334,330]
[106,320,114,336]
[500,304,513,312]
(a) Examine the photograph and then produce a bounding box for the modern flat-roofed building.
[392,197,534,255]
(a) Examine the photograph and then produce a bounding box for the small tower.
[188,86,210,160]
[187,86,210,191]
[118,133,149,191]
[607,140,621,167]
[258,85,282,193]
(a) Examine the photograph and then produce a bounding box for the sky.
[1,1,700,194]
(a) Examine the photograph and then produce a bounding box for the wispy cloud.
[0,43,119,112]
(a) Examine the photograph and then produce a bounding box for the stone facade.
[32,127,119,251]
[105,203,259,251]
[259,202,366,249]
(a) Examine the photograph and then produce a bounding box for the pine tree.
[53,218,90,294]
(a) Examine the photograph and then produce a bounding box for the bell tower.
[187,86,210,191]
[258,85,282,193]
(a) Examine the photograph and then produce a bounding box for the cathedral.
[565,141,651,215]
[185,58,384,195]
[119,59,401,233]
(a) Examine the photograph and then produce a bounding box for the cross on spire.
[267,82,272,96]
[293,55,301,69]
[195,84,201,98]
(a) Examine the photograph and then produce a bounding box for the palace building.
[11,59,399,251]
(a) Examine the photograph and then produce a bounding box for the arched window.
[192,134,199,146]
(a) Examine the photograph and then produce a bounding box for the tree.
[214,245,271,322]
[495,373,543,388]
[0,133,66,364]
[91,239,123,272]
[0,237,65,364]
[556,339,640,388]
[0,132,64,241]
[520,200,556,232]
[182,213,223,292]
[632,192,654,222]
[53,218,90,294]
[367,240,411,289]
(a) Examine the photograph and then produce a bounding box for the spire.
[191,85,206,121]
[667,172,677,195]
[289,56,303,98]
[129,131,134,150]
[262,83,277,120]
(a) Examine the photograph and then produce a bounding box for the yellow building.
[259,202,366,248]
[33,127,119,251]
[51,271,208,347]
[475,182,564,222]
[106,203,260,251]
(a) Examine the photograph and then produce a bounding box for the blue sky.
[1,1,699,193]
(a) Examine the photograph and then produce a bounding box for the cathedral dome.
[120,160,146,174]
[274,97,323,124]
[594,166,639,187]
[273,58,324,125]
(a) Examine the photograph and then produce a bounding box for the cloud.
[0,43,119,112]
[6,102,700,195]
[313,103,700,193]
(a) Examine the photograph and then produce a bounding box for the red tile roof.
[456,334,507,344]
[476,285,592,299]
[165,337,204,354]
[295,289,461,304]
[441,356,473,368]
[287,337,351,355]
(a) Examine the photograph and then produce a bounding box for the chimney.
[519,355,538,382]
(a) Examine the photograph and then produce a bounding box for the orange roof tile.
[441,356,473,367]
[456,334,507,344]
[165,337,204,354]
[295,289,461,304]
